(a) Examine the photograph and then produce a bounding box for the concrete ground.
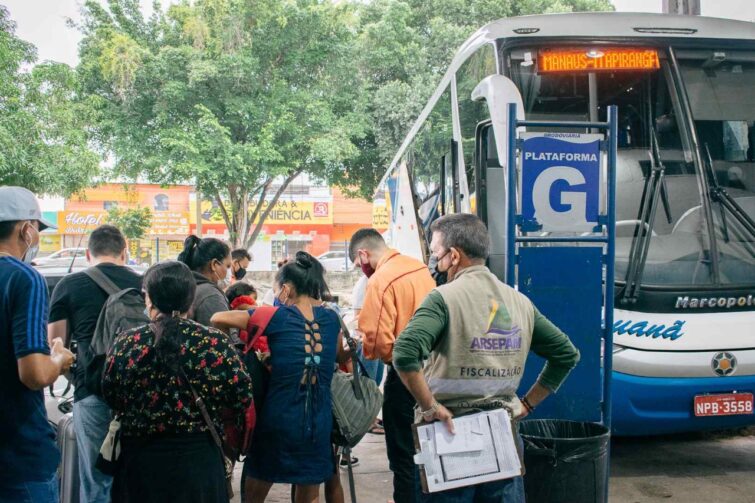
[232,428,755,502]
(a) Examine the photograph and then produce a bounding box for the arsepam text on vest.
[459,366,523,378]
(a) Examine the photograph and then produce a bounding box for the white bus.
[375,12,755,435]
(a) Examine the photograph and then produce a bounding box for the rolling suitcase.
[57,413,80,503]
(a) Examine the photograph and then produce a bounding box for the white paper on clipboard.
[413,409,521,493]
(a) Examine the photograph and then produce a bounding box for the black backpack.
[83,267,150,396]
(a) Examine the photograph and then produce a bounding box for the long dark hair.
[144,261,197,372]
[275,251,330,300]
[177,235,230,272]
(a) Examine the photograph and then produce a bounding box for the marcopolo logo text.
[675,295,753,309]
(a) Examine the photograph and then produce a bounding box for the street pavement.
[232,427,755,502]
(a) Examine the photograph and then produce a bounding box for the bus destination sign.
[538,48,660,73]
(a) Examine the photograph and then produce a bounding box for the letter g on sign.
[532,166,591,231]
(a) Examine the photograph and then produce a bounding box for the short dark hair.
[177,235,230,272]
[232,248,251,262]
[430,214,490,260]
[0,220,21,241]
[348,228,385,262]
[88,225,127,258]
[225,282,257,304]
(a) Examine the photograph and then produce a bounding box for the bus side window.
[457,44,497,215]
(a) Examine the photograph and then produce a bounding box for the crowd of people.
[0,185,580,503]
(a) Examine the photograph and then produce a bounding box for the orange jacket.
[358,249,435,363]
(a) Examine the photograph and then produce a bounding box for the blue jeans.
[73,395,113,503]
[420,476,525,503]
[0,473,59,503]
[357,342,384,385]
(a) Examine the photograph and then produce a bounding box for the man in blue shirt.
[0,186,75,503]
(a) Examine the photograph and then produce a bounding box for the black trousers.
[383,365,418,503]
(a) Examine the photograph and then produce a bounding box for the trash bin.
[519,419,610,503]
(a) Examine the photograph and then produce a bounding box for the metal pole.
[604,104,618,503]
[506,103,518,287]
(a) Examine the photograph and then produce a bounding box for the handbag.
[95,416,122,476]
[180,369,235,500]
[326,308,383,449]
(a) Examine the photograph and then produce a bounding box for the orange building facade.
[46,183,380,269]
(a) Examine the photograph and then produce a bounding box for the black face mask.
[234,267,247,280]
[427,254,447,286]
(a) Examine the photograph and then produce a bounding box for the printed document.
[413,409,522,493]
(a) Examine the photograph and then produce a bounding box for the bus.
[374,12,755,435]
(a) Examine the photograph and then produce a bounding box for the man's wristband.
[521,396,535,413]
[421,400,441,420]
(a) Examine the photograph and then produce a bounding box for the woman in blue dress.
[212,251,347,503]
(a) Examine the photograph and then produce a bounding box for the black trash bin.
[519,419,610,503]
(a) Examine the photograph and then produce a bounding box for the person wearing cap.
[0,186,75,502]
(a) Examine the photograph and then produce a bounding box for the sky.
[2,0,754,67]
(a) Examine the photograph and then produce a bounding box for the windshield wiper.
[621,128,668,303]
[703,143,755,241]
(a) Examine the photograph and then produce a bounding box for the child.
[225,283,268,352]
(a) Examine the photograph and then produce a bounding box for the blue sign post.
[506,105,618,428]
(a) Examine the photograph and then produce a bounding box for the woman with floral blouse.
[102,261,253,503]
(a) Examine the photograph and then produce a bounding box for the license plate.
[694,393,754,417]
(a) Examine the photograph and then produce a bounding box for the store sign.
[191,199,334,225]
[58,211,107,235]
[148,211,190,236]
[372,201,390,229]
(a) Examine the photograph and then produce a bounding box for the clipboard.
[412,409,522,494]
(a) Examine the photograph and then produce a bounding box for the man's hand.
[50,337,75,374]
[513,406,530,421]
[427,403,455,434]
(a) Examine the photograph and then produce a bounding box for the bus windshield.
[508,46,755,288]
[677,50,755,285]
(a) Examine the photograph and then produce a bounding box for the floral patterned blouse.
[102,319,253,437]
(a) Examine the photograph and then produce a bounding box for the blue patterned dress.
[246,305,340,484]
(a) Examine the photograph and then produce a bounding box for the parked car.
[317,251,351,272]
[33,248,87,268]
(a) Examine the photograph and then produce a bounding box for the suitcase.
[57,413,80,503]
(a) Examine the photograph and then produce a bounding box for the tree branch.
[244,168,303,248]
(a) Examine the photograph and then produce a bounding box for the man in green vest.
[393,213,580,502]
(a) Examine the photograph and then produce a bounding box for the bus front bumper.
[611,371,755,436]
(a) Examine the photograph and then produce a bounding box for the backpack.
[327,309,383,449]
[225,306,278,460]
[83,267,150,397]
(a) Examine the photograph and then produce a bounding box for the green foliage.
[78,0,366,247]
[107,205,152,239]
[0,6,99,196]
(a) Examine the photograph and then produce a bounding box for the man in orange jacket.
[351,228,435,503]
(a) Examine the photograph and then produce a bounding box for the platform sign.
[520,133,602,232]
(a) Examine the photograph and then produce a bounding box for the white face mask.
[22,225,39,264]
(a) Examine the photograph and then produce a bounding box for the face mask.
[234,267,247,281]
[358,252,375,278]
[22,225,39,265]
[214,260,227,286]
[428,254,447,287]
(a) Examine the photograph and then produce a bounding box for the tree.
[77,0,367,248]
[0,6,100,196]
[106,206,152,240]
